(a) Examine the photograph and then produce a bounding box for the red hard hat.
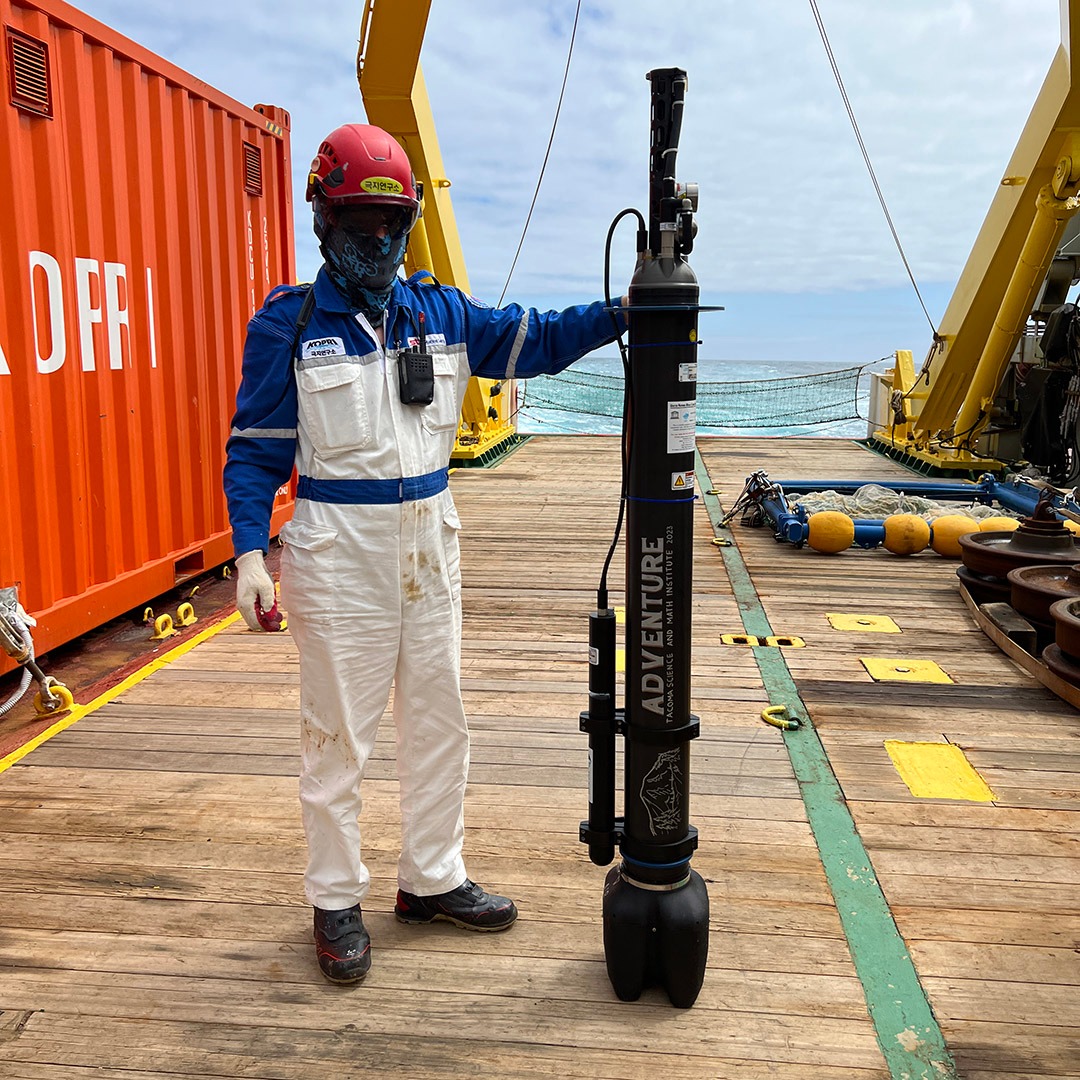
[306,123,421,220]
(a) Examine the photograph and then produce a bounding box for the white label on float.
[588,747,593,803]
[678,363,697,382]
[667,400,696,453]
[589,645,599,665]
[671,470,695,491]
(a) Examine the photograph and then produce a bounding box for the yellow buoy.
[930,514,979,557]
[978,516,1019,532]
[883,514,931,555]
[807,511,855,553]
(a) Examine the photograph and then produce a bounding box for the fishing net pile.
[794,484,1020,522]
[519,363,870,429]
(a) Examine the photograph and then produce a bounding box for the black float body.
[621,254,699,871]
[581,66,710,1009]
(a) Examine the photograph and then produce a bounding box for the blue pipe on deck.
[750,475,1079,548]
[774,479,992,499]
[773,518,886,548]
[773,476,1069,518]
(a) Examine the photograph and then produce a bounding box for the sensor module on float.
[579,67,721,1010]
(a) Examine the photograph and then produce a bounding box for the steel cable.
[809,0,939,338]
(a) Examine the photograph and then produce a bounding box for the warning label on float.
[671,470,694,491]
[666,400,696,453]
[678,363,697,383]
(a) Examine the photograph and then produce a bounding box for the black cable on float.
[597,207,647,611]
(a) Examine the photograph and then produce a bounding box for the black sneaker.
[394,879,518,931]
[313,905,371,984]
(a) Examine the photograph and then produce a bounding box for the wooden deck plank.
[3,434,1079,1077]
[699,436,1080,1078]
[0,436,893,1079]
[3,1017,893,1080]
[0,972,890,1070]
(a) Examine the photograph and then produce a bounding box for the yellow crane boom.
[357,0,516,462]
[875,0,1080,473]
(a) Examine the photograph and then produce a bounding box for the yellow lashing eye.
[33,679,74,716]
[761,704,801,730]
[151,614,179,640]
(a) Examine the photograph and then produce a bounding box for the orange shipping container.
[0,0,296,669]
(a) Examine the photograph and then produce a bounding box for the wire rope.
[497,0,582,307]
[808,0,938,339]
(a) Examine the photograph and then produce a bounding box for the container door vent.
[242,142,263,196]
[6,29,52,117]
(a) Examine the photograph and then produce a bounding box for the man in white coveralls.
[224,123,625,984]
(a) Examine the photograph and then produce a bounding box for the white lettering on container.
[74,257,103,371]
[263,215,271,284]
[247,210,256,313]
[29,250,66,374]
[146,266,158,369]
[103,262,129,369]
[7,253,157,375]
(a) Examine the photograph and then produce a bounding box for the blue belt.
[296,468,449,505]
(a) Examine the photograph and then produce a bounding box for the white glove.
[235,549,276,631]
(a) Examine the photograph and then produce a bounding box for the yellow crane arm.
[877,0,1080,469]
[357,0,467,289]
[357,0,517,462]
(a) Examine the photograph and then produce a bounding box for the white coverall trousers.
[279,487,468,910]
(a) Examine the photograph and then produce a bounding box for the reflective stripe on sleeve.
[230,427,297,439]
[505,311,530,379]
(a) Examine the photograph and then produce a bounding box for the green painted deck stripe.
[695,452,957,1080]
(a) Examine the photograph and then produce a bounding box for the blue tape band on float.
[297,468,449,505]
[621,853,692,871]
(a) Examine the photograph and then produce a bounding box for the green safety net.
[520,362,875,429]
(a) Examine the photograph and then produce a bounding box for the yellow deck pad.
[827,613,901,633]
[764,635,806,648]
[885,740,996,801]
[861,657,953,683]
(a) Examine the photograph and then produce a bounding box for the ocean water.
[515,356,882,439]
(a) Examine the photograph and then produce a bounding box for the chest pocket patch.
[297,361,371,457]
[420,354,461,435]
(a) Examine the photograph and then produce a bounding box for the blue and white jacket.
[224,267,622,556]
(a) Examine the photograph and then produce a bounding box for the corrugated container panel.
[0,0,296,669]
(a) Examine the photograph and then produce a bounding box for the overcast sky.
[73,0,1063,365]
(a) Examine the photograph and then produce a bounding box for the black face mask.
[321,225,409,322]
